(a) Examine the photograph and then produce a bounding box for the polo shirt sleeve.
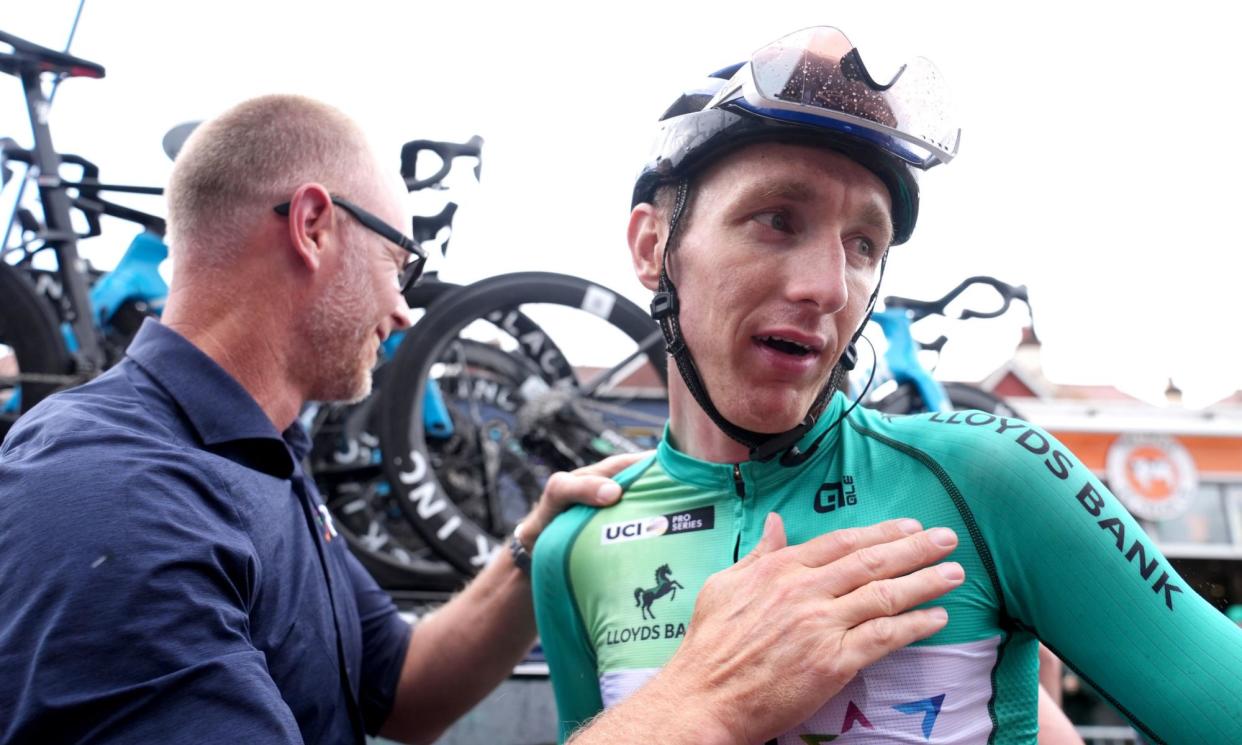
[0,445,302,744]
[343,548,413,733]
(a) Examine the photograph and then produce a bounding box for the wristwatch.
[509,521,533,575]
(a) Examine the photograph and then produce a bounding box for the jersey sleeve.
[908,414,1242,742]
[533,504,604,743]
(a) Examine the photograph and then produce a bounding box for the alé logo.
[634,563,683,620]
[814,476,857,514]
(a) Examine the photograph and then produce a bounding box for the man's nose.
[390,293,415,334]
[786,239,849,314]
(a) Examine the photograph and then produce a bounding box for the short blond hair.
[166,94,377,267]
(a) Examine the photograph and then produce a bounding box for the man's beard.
[301,249,378,403]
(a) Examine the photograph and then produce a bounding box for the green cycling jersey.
[533,392,1242,744]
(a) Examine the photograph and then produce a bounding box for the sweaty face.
[667,143,892,433]
[302,179,412,403]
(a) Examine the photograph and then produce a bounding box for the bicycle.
[1,30,669,590]
[0,31,466,593]
[855,275,1034,417]
[1,29,169,439]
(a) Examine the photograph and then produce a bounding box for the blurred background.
[5,0,1240,407]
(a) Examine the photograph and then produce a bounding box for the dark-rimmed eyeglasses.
[274,195,426,292]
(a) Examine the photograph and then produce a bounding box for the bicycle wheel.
[308,377,466,593]
[872,380,1023,418]
[0,261,74,441]
[379,272,668,574]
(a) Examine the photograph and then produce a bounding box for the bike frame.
[869,307,952,412]
[858,276,1034,414]
[7,42,104,371]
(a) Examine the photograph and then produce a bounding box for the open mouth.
[756,335,815,357]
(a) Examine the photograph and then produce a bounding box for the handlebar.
[1,144,165,236]
[883,275,1033,327]
[400,135,483,192]
[884,275,1028,320]
[411,202,458,255]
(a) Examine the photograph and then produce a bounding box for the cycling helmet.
[638,27,960,461]
[633,26,959,245]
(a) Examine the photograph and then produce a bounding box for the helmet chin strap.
[649,179,888,462]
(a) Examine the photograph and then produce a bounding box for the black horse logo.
[634,564,683,620]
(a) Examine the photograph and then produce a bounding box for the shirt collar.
[126,318,304,477]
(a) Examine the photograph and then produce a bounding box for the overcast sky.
[4,1,1239,408]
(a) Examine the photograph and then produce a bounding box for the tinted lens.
[746,26,959,166]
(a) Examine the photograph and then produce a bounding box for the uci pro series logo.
[600,506,714,545]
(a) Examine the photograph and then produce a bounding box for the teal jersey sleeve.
[533,454,661,743]
[865,411,1242,743]
[533,503,604,743]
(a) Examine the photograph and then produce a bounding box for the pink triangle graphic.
[841,701,874,733]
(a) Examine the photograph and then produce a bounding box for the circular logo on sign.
[641,515,669,537]
[1105,434,1198,521]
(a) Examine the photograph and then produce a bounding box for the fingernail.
[763,512,777,536]
[937,562,964,581]
[898,518,922,534]
[596,482,621,502]
[928,607,948,622]
[929,527,957,547]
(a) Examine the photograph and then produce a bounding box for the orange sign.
[1105,434,1198,521]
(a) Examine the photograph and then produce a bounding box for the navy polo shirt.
[0,320,411,744]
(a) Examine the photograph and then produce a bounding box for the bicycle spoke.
[578,330,663,397]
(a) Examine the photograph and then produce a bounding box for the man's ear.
[627,203,664,292]
[284,184,334,273]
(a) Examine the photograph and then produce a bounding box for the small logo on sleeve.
[601,506,714,544]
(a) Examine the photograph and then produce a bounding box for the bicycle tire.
[872,380,1023,418]
[0,262,74,441]
[379,271,668,575]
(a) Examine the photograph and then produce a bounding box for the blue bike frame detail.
[869,307,951,412]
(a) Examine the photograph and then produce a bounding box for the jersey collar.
[658,392,848,490]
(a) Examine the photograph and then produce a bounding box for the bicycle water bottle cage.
[0,29,105,79]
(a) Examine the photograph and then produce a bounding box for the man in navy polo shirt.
[0,95,638,744]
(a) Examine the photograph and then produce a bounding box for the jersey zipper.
[732,463,745,562]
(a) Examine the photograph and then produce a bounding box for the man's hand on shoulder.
[519,451,647,546]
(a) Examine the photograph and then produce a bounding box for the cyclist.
[533,27,1242,744]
